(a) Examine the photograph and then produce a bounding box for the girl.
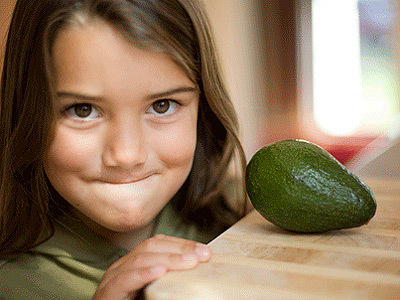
[0,0,247,299]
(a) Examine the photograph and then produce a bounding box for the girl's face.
[45,20,199,233]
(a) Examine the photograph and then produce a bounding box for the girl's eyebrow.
[56,91,101,101]
[56,86,198,101]
[149,86,198,99]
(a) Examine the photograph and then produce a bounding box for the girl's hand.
[92,234,212,300]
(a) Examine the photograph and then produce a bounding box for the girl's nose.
[102,120,148,169]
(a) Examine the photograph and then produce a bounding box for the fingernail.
[181,253,197,263]
[195,243,212,260]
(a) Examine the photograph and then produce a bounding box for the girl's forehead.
[51,13,197,81]
[51,20,197,102]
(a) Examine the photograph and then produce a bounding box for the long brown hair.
[0,0,247,258]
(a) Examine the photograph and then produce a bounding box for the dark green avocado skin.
[246,139,377,233]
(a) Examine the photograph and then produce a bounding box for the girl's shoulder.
[0,251,96,299]
[0,215,125,300]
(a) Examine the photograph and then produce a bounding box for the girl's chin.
[73,205,156,235]
[108,216,154,233]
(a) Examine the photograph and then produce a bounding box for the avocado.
[245,139,377,233]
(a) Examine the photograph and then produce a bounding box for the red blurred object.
[326,145,363,165]
[323,137,377,165]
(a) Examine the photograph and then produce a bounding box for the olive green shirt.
[0,204,219,299]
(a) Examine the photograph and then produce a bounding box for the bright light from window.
[309,0,399,137]
[312,0,363,136]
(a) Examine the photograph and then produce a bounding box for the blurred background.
[203,0,400,168]
[1,0,399,169]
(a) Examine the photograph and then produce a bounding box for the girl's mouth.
[98,173,155,185]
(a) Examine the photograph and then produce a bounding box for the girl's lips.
[98,173,155,184]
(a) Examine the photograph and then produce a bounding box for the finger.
[137,234,212,261]
[125,251,202,270]
[93,265,167,300]
[110,236,212,271]
[139,234,197,253]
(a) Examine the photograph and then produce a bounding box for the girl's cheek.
[154,123,197,167]
[152,102,199,166]
[46,127,101,173]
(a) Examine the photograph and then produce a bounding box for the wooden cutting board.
[146,177,400,300]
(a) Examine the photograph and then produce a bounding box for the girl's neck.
[72,208,155,251]
[106,221,155,251]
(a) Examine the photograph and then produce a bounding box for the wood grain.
[146,177,400,300]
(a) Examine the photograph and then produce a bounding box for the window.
[298,0,399,139]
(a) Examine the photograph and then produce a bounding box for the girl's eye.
[65,103,100,120]
[148,100,178,115]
